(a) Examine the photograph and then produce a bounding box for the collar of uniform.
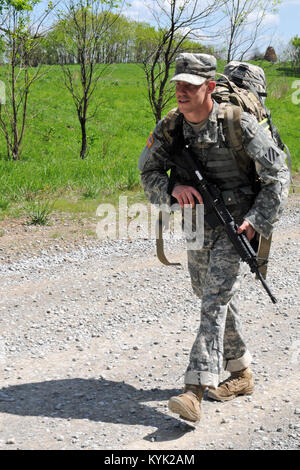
[183,101,219,146]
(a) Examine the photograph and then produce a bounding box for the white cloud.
[124,0,214,23]
[123,0,152,22]
[281,0,300,4]
[261,12,281,26]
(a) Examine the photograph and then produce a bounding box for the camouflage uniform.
[138,97,289,389]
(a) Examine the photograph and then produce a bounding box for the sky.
[275,0,300,45]
[34,0,300,57]
[125,0,300,57]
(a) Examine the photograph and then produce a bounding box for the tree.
[0,0,55,160]
[222,0,281,62]
[264,46,277,63]
[291,35,300,70]
[138,0,222,123]
[21,10,207,65]
[55,0,121,159]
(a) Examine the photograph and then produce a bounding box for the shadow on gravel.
[0,377,195,440]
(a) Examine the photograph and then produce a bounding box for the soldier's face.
[175,80,213,117]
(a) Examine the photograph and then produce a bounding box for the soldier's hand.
[237,220,256,241]
[172,185,203,208]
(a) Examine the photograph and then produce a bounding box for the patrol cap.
[170,53,217,86]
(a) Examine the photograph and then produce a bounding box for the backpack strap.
[157,111,183,267]
[162,107,182,145]
[220,104,253,176]
[223,104,244,152]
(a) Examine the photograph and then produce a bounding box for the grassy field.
[0,60,299,221]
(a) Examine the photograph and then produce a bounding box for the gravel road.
[0,196,299,451]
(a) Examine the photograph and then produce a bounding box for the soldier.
[138,53,290,423]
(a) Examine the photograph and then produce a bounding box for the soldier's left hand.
[237,221,256,241]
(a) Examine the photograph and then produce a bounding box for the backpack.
[212,61,291,176]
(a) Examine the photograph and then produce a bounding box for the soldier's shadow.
[0,378,195,443]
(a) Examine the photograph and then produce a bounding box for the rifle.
[171,145,277,304]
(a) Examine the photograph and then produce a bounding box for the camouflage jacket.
[138,101,290,239]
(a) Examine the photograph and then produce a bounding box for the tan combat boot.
[168,384,204,422]
[207,367,254,402]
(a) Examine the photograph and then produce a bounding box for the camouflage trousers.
[184,222,252,389]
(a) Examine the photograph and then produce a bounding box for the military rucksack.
[212,61,291,175]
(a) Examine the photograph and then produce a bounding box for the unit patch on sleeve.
[146,132,154,149]
[264,146,280,165]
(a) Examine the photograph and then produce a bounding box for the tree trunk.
[80,117,87,159]
[11,37,19,160]
[12,132,20,160]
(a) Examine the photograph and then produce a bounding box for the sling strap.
[156,211,181,266]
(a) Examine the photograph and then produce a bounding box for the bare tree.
[0,1,56,160]
[57,0,121,159]
[223,0,280,62]
[140,0,225,123]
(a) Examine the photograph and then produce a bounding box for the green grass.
[255,61,300,172]
[0,61,299,221]
[25,199,55,225]
[0,64,152,209]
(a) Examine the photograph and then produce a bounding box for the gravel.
[0,200,299,450]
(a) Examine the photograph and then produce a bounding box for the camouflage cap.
[170,53,217,86]
[224,61,267,97]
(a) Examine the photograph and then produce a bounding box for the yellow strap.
[259,118,268,125]
[259,118,270,130]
